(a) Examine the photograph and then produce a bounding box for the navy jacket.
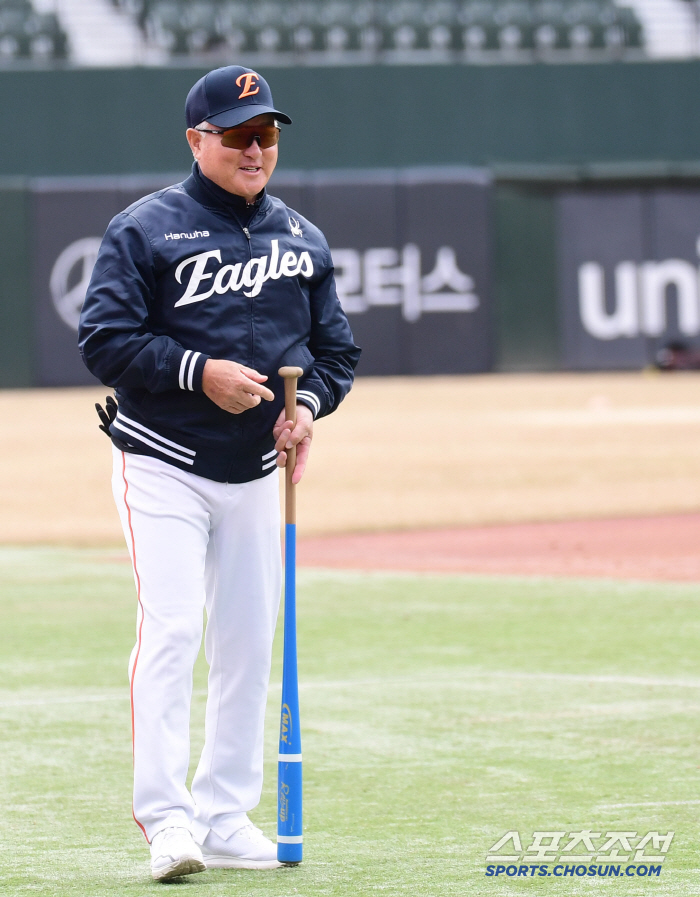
[79,164,360,483]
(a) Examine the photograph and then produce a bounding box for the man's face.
[186,113,279,201]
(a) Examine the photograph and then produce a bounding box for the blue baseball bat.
[277,366,304,865]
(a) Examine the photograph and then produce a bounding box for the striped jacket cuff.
[176,349,209,392]
[296,388,322,419]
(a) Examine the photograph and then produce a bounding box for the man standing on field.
[78,65,359,882]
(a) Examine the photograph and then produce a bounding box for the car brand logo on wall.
[49,237,102,331]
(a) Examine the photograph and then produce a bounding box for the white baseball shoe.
[200,821,281,869]
[150,826,206,881]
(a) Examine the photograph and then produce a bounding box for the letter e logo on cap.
[236,72,260,99]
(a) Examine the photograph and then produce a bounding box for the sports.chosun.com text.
[485,863,661,878]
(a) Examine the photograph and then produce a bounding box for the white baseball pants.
[111,447,281,844]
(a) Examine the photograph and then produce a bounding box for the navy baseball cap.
[185,65,292,129]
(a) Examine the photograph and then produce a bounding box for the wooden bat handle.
[278,366,304,525]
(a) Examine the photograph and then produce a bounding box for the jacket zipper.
[226,221,255,483]
[241,222,255,367]
[236,201,264,369]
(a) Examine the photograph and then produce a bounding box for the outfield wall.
[0,62,700,176]
[4,171,700,386]
[494,178,700,371]
[1,61,700,383]
[0,170,495,385]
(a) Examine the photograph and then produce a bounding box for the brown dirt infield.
[2,372,700,580]
[297,514,700,581]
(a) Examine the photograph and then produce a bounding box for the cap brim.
[207,104,292,127]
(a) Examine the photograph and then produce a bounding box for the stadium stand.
[1,0,697,66]
[0,0,67,61]
[113,0,645,61]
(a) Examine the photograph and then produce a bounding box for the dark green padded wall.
[0,61,699,176]
[493,186,559,371]
[0,182,32,386]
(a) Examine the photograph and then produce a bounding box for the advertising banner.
[274,168,494,376]
[29,169,494,384]
[557,188,700,370]
[24,174,700,384]
[32,182,120,387]
[31,176,176,387]
[397,171,492,375]
[648,190,700,360]
[276,174,405,377]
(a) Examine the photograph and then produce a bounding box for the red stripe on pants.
[121,451,149,842]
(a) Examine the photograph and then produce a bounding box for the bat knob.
[279,366,304,380]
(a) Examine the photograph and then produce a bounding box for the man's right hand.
[202,359,275,414]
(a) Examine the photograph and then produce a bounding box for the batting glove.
[95,395,118,438]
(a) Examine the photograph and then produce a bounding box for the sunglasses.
[195,122,281,150]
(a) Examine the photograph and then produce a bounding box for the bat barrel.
[277,762,303,863]
[278,522,303,863]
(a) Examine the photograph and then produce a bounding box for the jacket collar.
[183,162,271,221]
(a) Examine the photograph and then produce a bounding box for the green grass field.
[1,548,699,895]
